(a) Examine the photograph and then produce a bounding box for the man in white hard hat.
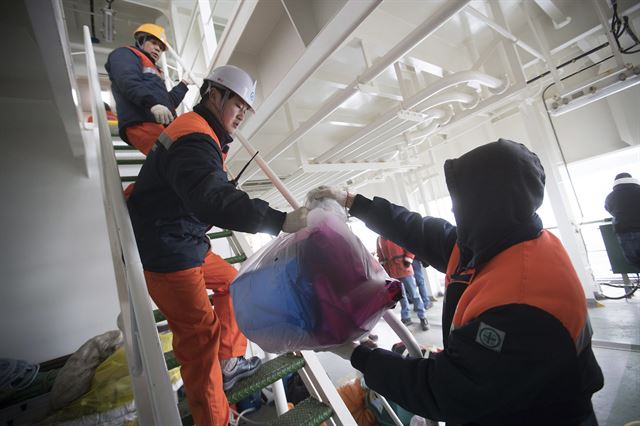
[127,65,308,426]
[105,23,192,155]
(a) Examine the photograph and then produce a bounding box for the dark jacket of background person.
[605,174,640,233]
[347,140,603,425]
[105,46,188,142]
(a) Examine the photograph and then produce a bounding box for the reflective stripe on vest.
[157,112,221,153]
[126,47,162,78]
[445,230,591,352]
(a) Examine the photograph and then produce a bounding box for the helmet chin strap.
[135,34,147,50]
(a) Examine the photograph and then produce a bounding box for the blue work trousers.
[398,275,425,321]
[412,259,433,309]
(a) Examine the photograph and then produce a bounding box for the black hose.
[598,274,640,300]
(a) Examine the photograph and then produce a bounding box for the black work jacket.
[127,104,285,272]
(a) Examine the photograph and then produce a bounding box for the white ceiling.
[65,0,640,209]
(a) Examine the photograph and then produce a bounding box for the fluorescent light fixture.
[327,120,367,128]
[549,73,640,117]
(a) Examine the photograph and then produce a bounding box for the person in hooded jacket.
[604,172,640,268]
[310,139,604,425]
[105,23,190,155]
[127,64,308,426]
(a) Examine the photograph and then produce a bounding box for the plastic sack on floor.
[231,198,402,353]
[39,333,181,425]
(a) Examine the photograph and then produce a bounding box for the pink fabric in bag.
[300,213,402,345]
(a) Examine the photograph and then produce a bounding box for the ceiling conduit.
[238,0,472,185]
[255,74,498,203]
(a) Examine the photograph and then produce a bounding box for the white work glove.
[282,207,309,233]
[150,104,174,125]
[307,186,350,208]
[316,341,359,361]
[181,74,195,86]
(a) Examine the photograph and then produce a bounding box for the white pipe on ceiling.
[238,0,472,185]
[322,71,503,162]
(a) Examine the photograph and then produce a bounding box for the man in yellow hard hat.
[105,23,192,155]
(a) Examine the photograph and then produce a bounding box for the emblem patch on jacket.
[475,322,505,352]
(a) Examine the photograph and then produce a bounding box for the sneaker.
[420,318,430,331]
[401,318,413,326]
[222,356,262,391]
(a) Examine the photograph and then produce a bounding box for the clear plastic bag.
[231,199,402,353]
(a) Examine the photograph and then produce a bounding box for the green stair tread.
[224,254,246,264]
[116,159,144,165]
[207,229,233,239]
[113,144,136,151]
[267,397,333,426]
[121,176,136,182]
[226,353,306,404]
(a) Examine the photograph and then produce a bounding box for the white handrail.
[83,25,181,425]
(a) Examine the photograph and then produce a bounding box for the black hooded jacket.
[348,139,603,425]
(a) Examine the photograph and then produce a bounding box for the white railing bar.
[83,25,181,425]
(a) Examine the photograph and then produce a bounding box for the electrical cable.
[229,407,269,425]
[526,42,610,85]
[611,0,640,54]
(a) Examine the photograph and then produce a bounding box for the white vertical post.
[197,0,218,68]
[519,102,598,300]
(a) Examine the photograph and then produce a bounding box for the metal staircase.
[109,129,354,424]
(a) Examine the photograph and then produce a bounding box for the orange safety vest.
[156,111,227,167]
[444,230,589,348]
[126,46,163,78]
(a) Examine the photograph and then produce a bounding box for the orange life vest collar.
[445,230,588,345]
[157,111,222,151]
[126,46,163,78]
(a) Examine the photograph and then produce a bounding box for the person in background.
[411,258,434,310]
[87,102,118,123]
[105,23,191,155]
[127,65,308,426]
[310,139,603,425]
[377,236,429,331]
[605,172,640,269]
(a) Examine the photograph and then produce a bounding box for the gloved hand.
[316,341,359,361]
[181,74,195,86]
[308,186,351,208]
[150,104,174,125]
[282,207,309,233]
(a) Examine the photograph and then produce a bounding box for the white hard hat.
[205,65,257,110]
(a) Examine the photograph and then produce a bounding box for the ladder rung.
[267,397,333,426]
[207,229,233,239]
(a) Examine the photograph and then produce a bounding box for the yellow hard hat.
[134,23,167,50]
